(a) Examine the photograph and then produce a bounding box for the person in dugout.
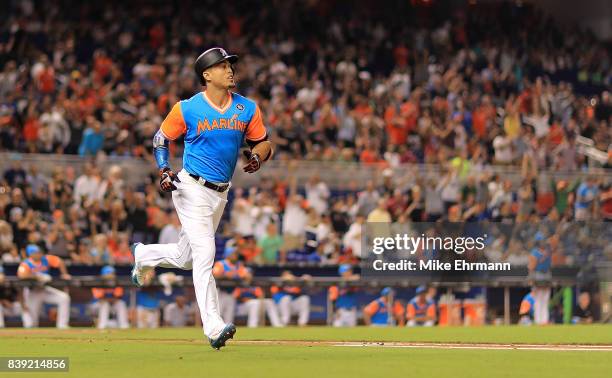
[519,290,535,325]
[406,285,437,327]
[271,270,311,326]
[212,246,251,324]
[91,265,129,329]
[328,264,360,327]
[233,278,282,327]
[363,287,404,326]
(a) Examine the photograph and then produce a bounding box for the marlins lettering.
[197,115,247,134]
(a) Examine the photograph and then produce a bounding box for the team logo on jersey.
[197,114,246,135]
[236,104,244,111]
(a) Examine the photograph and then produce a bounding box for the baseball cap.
[416,285,427,295]
[25,244,41,257]
[100,266,115,276]
[338,264,352,275]
[380,287,393,296]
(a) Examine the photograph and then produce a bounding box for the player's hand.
[160,168,181,192]
[242,150,262,173]
[60,273,72,280]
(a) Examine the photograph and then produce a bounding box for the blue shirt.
[160,91,267,183]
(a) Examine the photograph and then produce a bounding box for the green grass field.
[0,326,610,378]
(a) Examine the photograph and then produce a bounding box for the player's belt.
[188,174,230,192]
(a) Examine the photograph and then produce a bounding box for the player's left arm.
[243,105,273,174]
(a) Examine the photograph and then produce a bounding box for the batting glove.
[159,168,181,192]
[242,150,262,173]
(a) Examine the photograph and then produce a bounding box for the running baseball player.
[17,244,72,328]
[130,47,273,349]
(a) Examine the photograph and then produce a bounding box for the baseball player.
[363,287,403,326]
[91,266,129,329]
[406,286,436,327]
[271,271,311,326]
[212,246,251,324]
[328,264,360,327]
[233,283,282,328]
[528,232,552,325]
[17,244,71,328]
[519,291,535,325]
[131,47,272,349]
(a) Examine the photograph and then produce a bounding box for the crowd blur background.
[0,0,610,328]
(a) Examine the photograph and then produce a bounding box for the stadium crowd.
[0,0,610,327]
[0,1,610,167]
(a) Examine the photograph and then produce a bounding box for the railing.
[0,152,610,189]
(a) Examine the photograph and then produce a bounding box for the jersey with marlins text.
[160,91,267,183]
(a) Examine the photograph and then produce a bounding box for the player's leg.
[43,286,70,328]
[134,228,193,270]
[244,299,261,328]
[22,288,42,328]
[97,300,110,329]
[278,295,292,325]
[292,295,310,326]
[114,300,129,329]
[136,306,146,328]
[264,299,282,327]
[173,174,228,338]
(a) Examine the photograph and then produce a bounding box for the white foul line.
[333,343,612,352]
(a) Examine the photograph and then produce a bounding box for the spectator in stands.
[17,244,71,328]
[92,266,128,329]
[89,234,113,265]
[406,286,437,327]
[305,174,330,216]
[575,176,599,221]
[0,220,17,262]
[257,223,284,264]
[158,212,180,244]
[109,232,133,265]
[281,178,307,257]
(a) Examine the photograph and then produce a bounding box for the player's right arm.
[154,102,186,192]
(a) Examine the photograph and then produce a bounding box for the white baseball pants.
[22,286,70,328]
[218,291,236,324]
[236,299,283,327]
[532,287,551,325]
[134,169,228,339]
[97,300,129,329]
[278,295,310,326]
[332,308,357,327]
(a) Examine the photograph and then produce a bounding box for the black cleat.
[209,323,237,350]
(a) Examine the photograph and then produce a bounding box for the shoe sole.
[211,325,237,350]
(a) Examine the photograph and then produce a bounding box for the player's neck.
[204,87,230,109]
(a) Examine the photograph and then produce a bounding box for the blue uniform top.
[160,91,267,183]
[530,247,551,273]
[520,293,535,318]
